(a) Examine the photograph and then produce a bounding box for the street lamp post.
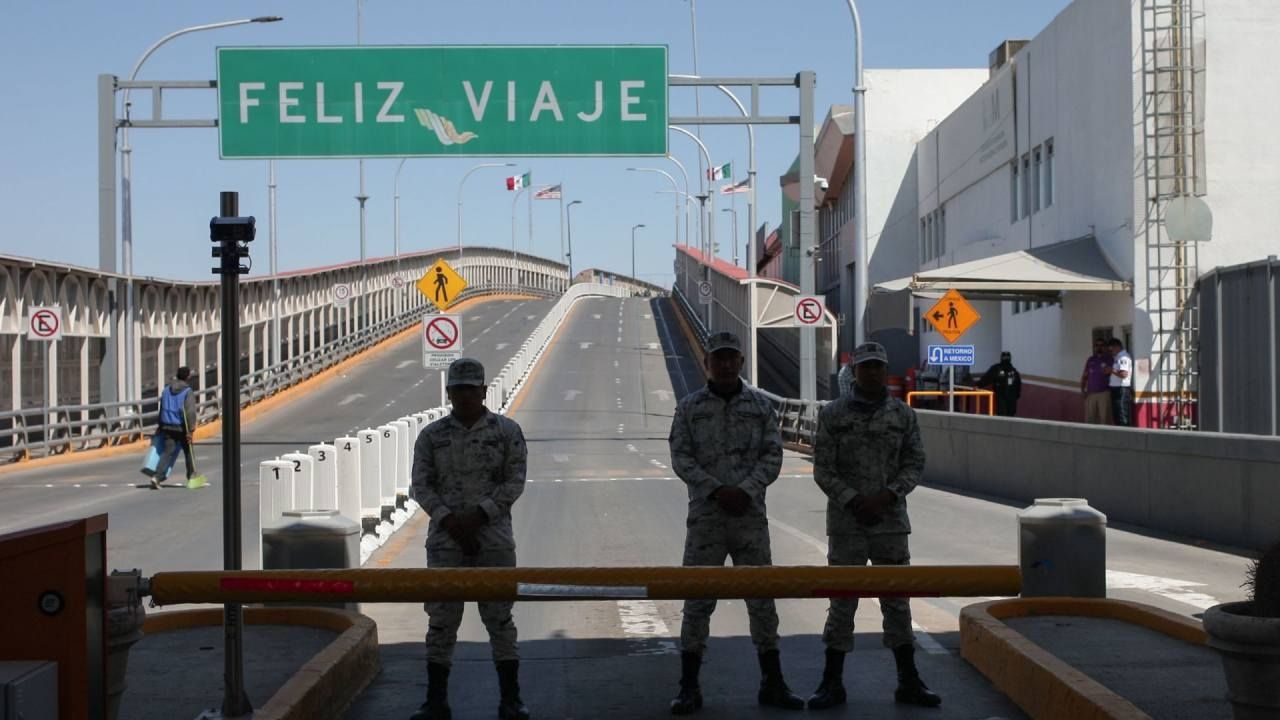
[669,126,716,259]
[393,158,410,316]
[631,224,646,279]
[119,15,281,405]
[670,75,756,278]
[565,200,583,282]
[846,0,869,345]
[722,208,739,267]
[627,167,680,251]
[457,162,517,263]
[356,0,368,335]
[665,154,693,252]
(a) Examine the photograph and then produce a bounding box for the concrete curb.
[0,293,534,477]
[960,597,1207,720]
[142,606,380,720]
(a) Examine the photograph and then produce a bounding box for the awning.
[868,235,1130,333]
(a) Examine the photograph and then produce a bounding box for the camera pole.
[212,191,252,716]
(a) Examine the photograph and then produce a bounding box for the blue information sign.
[927,344,975,366]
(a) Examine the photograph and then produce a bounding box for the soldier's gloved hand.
[859,489,897,517]
[454,509,488,535]
[713,486,752,516]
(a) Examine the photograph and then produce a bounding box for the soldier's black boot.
[806,649,848,710]
[669,651,703,715]
[756,650,805,710]
[893,645,942,707]
[409,662,451,720]
[495,659,531,720]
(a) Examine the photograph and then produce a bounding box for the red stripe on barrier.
[219,578,356,595]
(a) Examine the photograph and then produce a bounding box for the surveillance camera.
[209,216,257,243]
[815,176,829,192]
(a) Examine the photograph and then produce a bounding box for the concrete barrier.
[917,410,1280,551]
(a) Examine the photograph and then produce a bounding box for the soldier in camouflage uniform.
[409,358,530,720]
[807,341,942,711]
[666,331,805,715]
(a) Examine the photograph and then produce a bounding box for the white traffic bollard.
[333,436,362,526]
[281,452,315,511]
[356,429,382,534]
[308,443,338,511]
[377,425,399,522]
[392,419,412,501]
[258,459,295,566]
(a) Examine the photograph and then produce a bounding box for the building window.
[1021,153,1031,219]
[1044,138,1055,208]
[926,215,934,260]
[1012,301,1020,315]
[1010,161,1020,223]
[920,218,927,262]
[1032,146,1042,213]
[939,207,946,256]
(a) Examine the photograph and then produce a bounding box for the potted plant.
[1203,542,1280,719]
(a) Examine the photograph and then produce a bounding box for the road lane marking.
[396,360,415,369]
[618,599,678,656]
[339,393,366,406]
[1105,570,1222,610]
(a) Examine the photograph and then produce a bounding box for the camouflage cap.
[706,331,742,354]
[852,341,888,365]
[446,357,486,387]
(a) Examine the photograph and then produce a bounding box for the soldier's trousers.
[679,518,780,655]
[424,546,518,666]
[822,533,915,651]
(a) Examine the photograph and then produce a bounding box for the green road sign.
[217,45,668,158]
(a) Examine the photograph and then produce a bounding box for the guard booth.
[0,515,109,719]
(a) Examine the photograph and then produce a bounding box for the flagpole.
[527,180,534,253]
[558,184,566,280]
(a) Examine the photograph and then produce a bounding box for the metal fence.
[1199,257,1280,435]
[0,284,554,462]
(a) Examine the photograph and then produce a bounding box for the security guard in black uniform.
[977,351,1022,417]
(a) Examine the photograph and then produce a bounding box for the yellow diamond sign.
[417,259,468,310]
[925,288,981,343]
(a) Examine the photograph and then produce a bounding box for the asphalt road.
[354,295,1252,719]
[0,298,552,575]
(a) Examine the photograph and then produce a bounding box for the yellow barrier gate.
[148,565,1021,605]
[907,390,996,415]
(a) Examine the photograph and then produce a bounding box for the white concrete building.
[879,0,1278,426]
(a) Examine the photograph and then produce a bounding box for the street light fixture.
[631,224,646,280]
[566,200,583,282]
[457,162,518,262]
[119,15,283,405]
[721,207,739,267]
[627,167,681,249]
[845,0,869,345]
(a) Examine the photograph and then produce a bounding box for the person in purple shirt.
[1080,338,1114,424]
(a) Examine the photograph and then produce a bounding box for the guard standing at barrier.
[409,358,530,720]
[977,351,1022,417]
[808,341,942,710]
[667,331,805,715]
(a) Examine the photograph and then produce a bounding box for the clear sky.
[0,0,1071,287]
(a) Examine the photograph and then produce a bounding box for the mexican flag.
[707,162,731,182]
[506,172,531,190]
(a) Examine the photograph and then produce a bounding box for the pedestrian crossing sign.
[417,259,468,310]
[925,289,980,343]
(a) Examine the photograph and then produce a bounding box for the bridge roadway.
[0,298,553,575]
[350,295,1250,719]
[0,294,1253,717]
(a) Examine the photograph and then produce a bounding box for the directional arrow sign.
[925,289,981,343]
[926,345,975,366]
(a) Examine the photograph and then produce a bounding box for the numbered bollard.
[377,425,399,521]
[356,429,382,535]
[308,443,337,511]
[333,436,362,525]
[258,459,295,565]
[392,419,412,506]
[281,452,315,511]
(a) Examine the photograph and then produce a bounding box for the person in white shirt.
[1106,339,1133,426]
